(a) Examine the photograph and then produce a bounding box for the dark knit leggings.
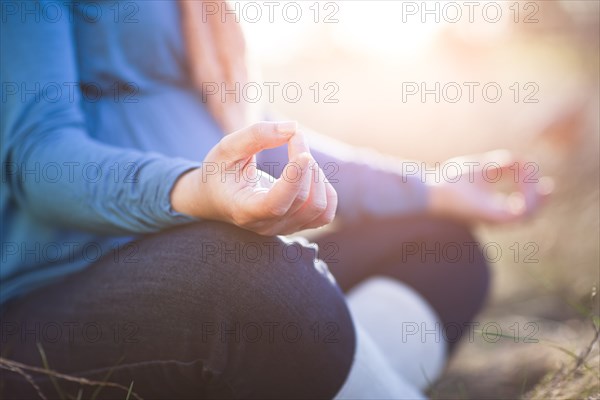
[1,216,489,399]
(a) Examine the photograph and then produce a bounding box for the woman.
[1,1,550,398]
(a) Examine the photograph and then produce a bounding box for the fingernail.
[276,121,297,135]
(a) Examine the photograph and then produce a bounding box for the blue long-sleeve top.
[1,0,428,306]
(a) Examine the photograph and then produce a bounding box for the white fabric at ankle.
[346,276,447,390]
[334,323,425,400]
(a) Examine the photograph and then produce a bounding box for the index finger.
[217,121,298,162]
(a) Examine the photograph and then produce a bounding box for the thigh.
[316,215,491,344]
[1,222,355,399]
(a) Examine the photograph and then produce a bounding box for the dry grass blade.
[89,355,125,400]
[125,381,135,400]
[36,343,66,400]
[525,320,600,400]
[2,362,47,400]
[0,358,143,400]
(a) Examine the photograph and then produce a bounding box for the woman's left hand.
[427,150,554,224]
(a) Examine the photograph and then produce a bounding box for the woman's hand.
[427,150,553,224]
[171,121,337,236]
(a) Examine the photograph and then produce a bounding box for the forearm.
[257,128,430,222]
[7,129,199,235]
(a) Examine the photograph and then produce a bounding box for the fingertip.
[323,182,338,223]
[288,130,311,154]
[537,176,555,196]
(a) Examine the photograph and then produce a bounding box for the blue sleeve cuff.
[150,157,201,228]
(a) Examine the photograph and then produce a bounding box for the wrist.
[171,167,204,218]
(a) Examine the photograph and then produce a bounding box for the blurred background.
[241,1,599,398]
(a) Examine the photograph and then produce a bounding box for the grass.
[525,322,599,400]
[0,350,141,400]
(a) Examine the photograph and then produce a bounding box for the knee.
[159,221,351,317]
[416,217,491,292]
[422,218,492,325]
[149,222,356,398]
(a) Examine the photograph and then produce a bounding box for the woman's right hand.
[171,121,338,236]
